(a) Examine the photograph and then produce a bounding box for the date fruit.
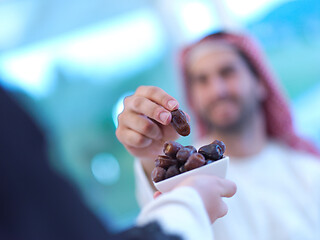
[155,155,177,169]
[212,140,226,153]
[184,153,205,171]
[152,139,226,183]
[198,144,223,160]
[176,147,194,163]
[171,109,190,136]
[165,165,180,179]
[151,167,166,182]
[163,141,183,158]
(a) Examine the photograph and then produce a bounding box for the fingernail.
[160,112,170,124]
[168,100,178,110]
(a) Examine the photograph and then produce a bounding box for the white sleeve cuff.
[136,186,214,240]
[134,158,154,207]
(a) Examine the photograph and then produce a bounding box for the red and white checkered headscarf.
[179,31,320,156]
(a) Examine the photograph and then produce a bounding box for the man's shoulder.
[275,140,320,162]
[273,140,320,177]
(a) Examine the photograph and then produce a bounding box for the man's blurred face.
[187,41,265,133]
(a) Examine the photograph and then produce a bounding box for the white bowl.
[153,156,229,193]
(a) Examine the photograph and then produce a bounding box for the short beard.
[199,97,261,135]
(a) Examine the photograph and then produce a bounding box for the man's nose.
[208,76,227,97]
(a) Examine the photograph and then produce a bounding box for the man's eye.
[192,75,208,85]
[220,65,236,78]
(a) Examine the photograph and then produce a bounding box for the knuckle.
[117,112,128,126]
[137,85,159,97]
[221,202,229,216]
[115,128,122,141]
[117,112,124,122]
[152,107,163,119]
[147,86,161,97]
[141,121,154,133]
[145,86,157,96]
[123,95,132,107]
[136,85,147,94]
[131,97,143,110]
[134,134,147,146]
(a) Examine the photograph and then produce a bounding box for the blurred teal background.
[0,0,319,231]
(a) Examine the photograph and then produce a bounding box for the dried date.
[151,167,166,182]
[198,143,223,160]
[212,140,226,154]
[184,153,205,171]
[163,141,183,158]
[155,155,177,169]
[171,109,190,136]
[165,165,180,179]
[152,139,226,183]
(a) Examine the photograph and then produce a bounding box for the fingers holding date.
[116,86,183,160]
